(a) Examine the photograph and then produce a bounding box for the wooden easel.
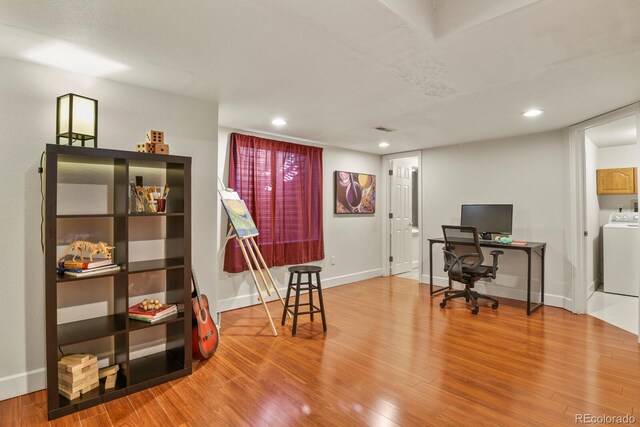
[219,188,290,336]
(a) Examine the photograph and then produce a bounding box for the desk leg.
[527,247,545,315]
[429,241,433,294]
[430,241,449,296]
[527,248,532,315]
[541,246,545,305]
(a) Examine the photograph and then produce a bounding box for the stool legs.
[292,272,302,336]
[281,272,294,326]
[308,272,314,322]
[282,268,327,336]
[315,271,327,332]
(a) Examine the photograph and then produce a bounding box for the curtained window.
[223,133,324,273]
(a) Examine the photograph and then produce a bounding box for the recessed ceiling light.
[378,142,389,148]
[23,41,128,77]
[272,118,287,126]
[522,109,544,117]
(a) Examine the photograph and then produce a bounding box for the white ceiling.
[1,0,640,153]
[586,115,637,148]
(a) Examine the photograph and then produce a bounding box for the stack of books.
[128,302,177,323]
[57,258,120,278]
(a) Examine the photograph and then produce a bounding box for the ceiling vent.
[373,126,397,133]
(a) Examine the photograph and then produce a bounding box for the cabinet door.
[596,167,637,194]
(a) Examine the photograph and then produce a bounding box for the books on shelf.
[128,303,178,323]
[58,263,121,277]
[60,258,114,269]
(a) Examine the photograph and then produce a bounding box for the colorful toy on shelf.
[136,129,170,154]
[58,240,114,263]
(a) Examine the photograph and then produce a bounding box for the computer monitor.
[461,204,513,239]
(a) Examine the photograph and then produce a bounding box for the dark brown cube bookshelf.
[45,144,192,420]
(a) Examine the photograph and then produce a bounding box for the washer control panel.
[609,212,640,223]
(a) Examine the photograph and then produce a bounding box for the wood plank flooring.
[2,276,639,426]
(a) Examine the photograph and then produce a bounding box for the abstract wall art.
[335,171,376,214]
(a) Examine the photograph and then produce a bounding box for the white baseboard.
[420,274,573,311]
[218,268,382,312]
[421,274,448,287]
[0,368,46,402]
[321,268,382,289]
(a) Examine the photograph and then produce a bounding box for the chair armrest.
[442,250,457,272]
[489,250,503,278]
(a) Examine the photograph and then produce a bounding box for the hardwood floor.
[3,276,639,426]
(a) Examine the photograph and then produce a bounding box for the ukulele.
[191,267,219,359]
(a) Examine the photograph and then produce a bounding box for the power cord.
[39,151,45,253]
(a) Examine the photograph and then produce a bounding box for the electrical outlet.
[330,256,335,265]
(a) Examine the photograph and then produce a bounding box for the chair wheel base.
[439,301,446,308]
[471,306,479,315]
[492,302,499,309]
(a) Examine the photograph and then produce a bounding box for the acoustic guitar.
[191,267,219,359]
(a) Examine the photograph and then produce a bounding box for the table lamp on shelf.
[56,93,98,147]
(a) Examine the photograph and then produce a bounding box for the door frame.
[381,151,422,278]
[568,102,640,315]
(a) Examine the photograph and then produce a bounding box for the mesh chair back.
[441,226,484,279]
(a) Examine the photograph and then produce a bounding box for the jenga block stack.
[137,143,152,153]
[146,130,164,144]
[153,143,169,155]
[57,354,99,401]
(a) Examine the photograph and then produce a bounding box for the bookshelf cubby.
[45,144,192,420]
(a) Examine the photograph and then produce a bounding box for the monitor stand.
[478,232,492,241]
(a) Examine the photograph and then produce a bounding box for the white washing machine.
[603,212,640,297]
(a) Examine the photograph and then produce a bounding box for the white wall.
[412,230,420,268]
[421,130,573,309]
[0,58,218,400]
[216,128,381,311]
[584,136,601,294]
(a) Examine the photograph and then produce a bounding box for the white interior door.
[390,158,413,275]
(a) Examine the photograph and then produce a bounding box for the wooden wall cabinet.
[45,144,192,420]
[596,167,637,195]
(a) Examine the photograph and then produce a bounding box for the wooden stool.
[281,265,327,336]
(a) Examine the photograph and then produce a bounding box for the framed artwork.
[335,171,376,214]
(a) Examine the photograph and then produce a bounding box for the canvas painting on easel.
[221,198,259,238]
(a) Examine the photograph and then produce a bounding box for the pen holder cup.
[156,198,166,213]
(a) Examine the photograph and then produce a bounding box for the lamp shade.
[56,93,98,147]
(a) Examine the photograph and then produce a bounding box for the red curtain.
[223,133,324,273]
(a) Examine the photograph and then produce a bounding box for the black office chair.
[439,225,503,315]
